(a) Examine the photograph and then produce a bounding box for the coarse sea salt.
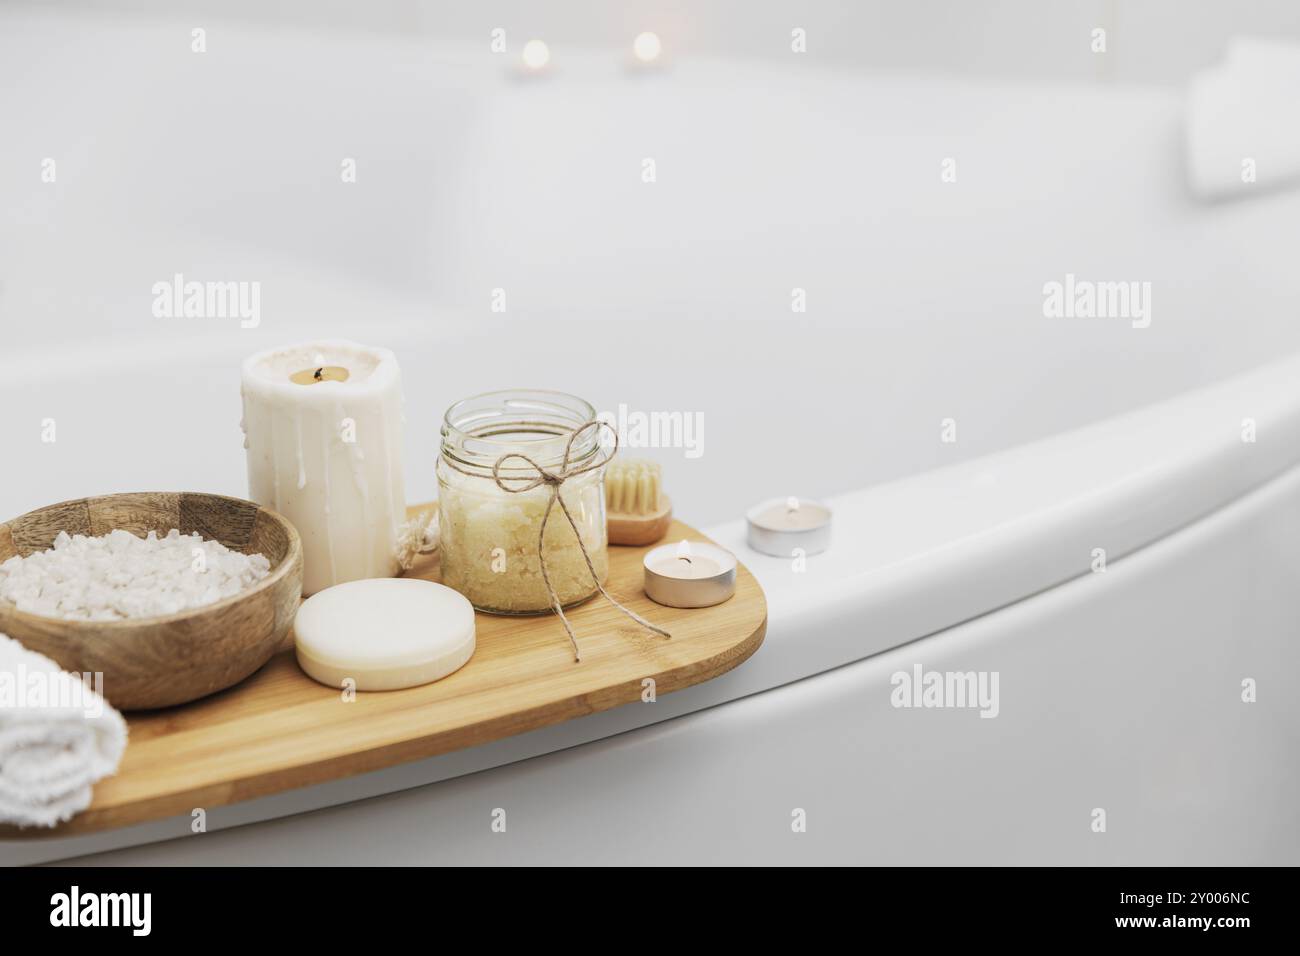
[0,529,272,622]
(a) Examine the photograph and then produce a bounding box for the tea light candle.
[746,496,832,557]
[643,540,736,608]
[241,340,406,595]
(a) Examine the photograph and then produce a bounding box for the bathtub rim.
[6,347,1300,864]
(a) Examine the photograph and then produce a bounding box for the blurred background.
[18,0,1300,83]
[3,1,1299,523]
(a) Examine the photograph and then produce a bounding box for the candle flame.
[676,540,693,561]
[786,496,800,513]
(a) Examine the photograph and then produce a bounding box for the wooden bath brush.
[605,458,673,546]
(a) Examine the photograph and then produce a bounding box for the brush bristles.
[605,459,663,515]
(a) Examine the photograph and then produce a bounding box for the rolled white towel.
[0,633,127,828]
[1187,37,1300,200]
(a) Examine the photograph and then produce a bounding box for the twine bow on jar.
[489,419,671,662]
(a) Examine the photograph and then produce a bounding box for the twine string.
[484,420,671,662]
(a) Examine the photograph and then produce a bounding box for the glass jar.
[437,389,609,614]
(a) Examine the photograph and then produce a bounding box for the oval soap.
[294,578,475,691]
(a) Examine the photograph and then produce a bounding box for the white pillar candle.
[241,340,406,595]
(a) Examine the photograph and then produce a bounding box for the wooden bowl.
[0,492,302,711]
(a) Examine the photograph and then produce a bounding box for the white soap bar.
[294,578,475,691]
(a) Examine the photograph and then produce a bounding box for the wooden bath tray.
[12,514,766,836]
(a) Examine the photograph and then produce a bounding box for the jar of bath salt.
[437,390,609,614]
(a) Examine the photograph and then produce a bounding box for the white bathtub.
[2,11,1299,865]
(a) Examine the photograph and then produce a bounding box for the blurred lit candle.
[634,32,661,62]
[746,496,832,557]
[520,39,551,74]
[628,31,667,71]
[644,540,736,608]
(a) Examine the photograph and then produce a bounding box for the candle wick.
[314,368,324,381]
[677,556,693,566]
